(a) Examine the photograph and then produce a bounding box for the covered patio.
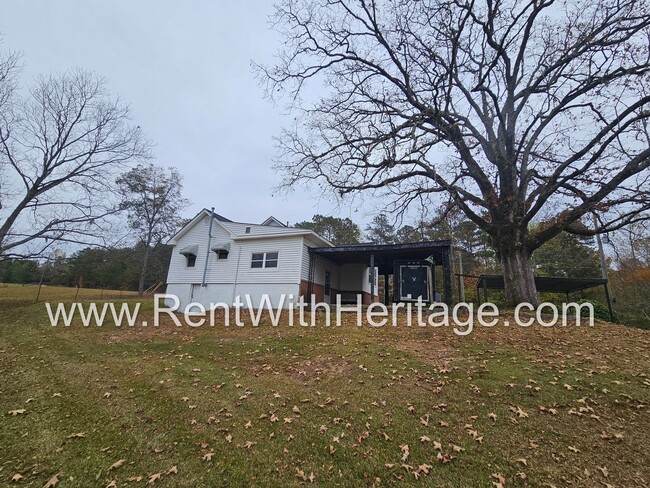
[308,241,452,305]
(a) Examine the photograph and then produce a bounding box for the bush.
[576,298,617,322]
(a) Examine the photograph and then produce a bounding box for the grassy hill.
[0,290,648,487]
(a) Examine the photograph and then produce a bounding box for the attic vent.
[245,226,251,234]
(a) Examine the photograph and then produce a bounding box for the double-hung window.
[251,252,279,268]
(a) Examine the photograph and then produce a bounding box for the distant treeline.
[0,243,172,292]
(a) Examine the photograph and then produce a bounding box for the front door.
[399,265,429,301]
[324,271,331,304]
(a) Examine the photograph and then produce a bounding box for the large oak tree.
[260,0,650,305]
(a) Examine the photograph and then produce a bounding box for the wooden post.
[35,266,46,303]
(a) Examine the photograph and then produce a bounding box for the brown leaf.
[202,452,215,462]
[491,472,506,487]
[11,473,23,482]
[43,474,59,488]
[109,459,125,470]
[148,472,162,484]
[8,409,27,416]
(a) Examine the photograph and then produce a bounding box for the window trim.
[250,251,279,269]
[186,254,197,268]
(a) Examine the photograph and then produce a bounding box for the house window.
[216,250,229,260]
[186,254,197,267]
[251,252,279,268]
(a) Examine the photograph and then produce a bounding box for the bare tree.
[0,59,149,259]
[259,0,650,305]
[117,163,189,295]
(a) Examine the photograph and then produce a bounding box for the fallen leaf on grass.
[67,432,86,439]
[400,444,410,462]
[202,452,215,462]
[11,473,23,482]
[109,459,125,470]
[8,409,26,416]
[491,472,506,487]
[43,474,59,487]
[510,406,529,418]
[296,469,316,483]
[166,466,178,475]
[148,472,162,484]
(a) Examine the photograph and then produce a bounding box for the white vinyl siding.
[167,219,304,286]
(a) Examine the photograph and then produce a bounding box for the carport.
[309,241,452,305]
[475,274,614,320]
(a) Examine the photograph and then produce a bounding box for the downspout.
[231,245,242,304]
[201,207,215,287]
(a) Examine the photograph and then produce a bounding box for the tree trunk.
[138,244,151,296]
[498,245,539,307]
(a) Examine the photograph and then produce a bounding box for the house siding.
[165,215,306,308]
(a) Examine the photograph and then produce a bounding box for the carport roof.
[309,240,451,273]
[476,274,607,294]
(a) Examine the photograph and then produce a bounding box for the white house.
[165,209,379,309]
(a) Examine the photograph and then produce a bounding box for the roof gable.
[261,216,286,227]
[167,208,335,248]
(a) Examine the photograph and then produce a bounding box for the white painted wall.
[165,282,301,310]
[166,215,307,309]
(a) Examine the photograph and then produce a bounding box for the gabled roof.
[167,209,333,247]
[261,216,287,227]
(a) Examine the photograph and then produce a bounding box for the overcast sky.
[2,0,369,227]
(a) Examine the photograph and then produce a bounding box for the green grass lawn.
[0,290,649,487]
